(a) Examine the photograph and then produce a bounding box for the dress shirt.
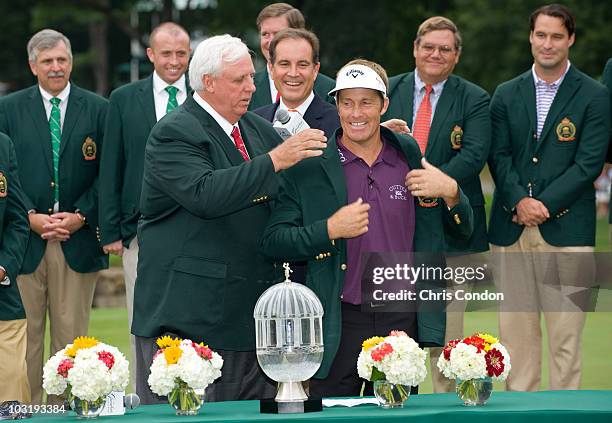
[412,71,446,126]
[152,71,187,122]
[532,61,571,139]
[278,91,315,116]
[39,83,70,130]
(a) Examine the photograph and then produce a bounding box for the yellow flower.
[477,333,499,351]
[65,336,99,357]
[362,336,386,351]
[164,345,183,365]
[156,335,182,349]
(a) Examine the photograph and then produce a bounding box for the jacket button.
[454,213,461,225]
[50,181,55,187]
[48,208,53,214]
[532,157,539,163]
[340,264,347,271]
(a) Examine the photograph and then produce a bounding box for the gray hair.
[188,34,250,91]
[27,29,72,62]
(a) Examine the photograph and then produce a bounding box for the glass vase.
[168,382,203,416]
[455,377,493,406]
[72,397,106,419]
[373,380,410,408]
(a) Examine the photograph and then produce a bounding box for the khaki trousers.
[429,253,485,393]
[491,226,592,391]
[0,318,30,402]
[17,241,97,404]
[122,236,138,391]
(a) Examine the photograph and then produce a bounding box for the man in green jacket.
[383,16,491,392]
[249,2,335,110]
[132,34,327,403]
[488,4,610,391]
[262,59,473,397]
[0,134,30,403]
[99,22,190,389]
[0,29,108,403]
[602,58,612,238]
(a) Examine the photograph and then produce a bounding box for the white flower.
[449,343,487,381]
[42,349,70,396]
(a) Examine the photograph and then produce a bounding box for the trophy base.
[259,398,322,414]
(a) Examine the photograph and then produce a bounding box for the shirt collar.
[192,92,235,138]
[414,70,447,94]
[337,136,397,167]
[279,91,315,116]
[39,82,71,103]
[153,71,186,95]
[531,61,571,87]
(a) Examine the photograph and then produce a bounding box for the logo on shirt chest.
[556,117,576,142]
[389,184,409,201]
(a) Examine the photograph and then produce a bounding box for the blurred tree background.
[0,0,610,96]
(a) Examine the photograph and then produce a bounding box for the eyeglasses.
[419,44,456,56]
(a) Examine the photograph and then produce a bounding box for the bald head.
[147,22,191,84]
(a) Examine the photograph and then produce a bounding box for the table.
[36,390,612,422]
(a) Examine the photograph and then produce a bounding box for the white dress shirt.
[152,71,187,122]
[39,83,71,130]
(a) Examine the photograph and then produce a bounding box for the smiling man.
[0,29,108,404]
[98,22,190,391]
[488,4,610,391]
[249,3,335,110]
[383,16,491,393]
[131,34,328,403]
[262,59,473,397]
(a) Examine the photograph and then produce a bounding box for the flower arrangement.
[437,333,511,405]
[357,331,427,407]
[42,336,129,414]
[148,336,223,415]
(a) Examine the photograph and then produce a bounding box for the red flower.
[371,343,394,362]
[97,351,115,370]
[485,348,505,377]
[57,359,74,378]
[192,342,213,360]
[463,335,486,352]
[443,339,461,360]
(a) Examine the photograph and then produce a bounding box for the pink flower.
[371,343,394,362]
[192,342,213,360]
[57,359,74,378]
[389,330,408,337]
[97,351,115,370]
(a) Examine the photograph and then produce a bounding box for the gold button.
[454,213,461,225]
[50,181,55,187]
[533,133,537,139]
[340,264,347,271]
[326,252,331,257]
[331,239,335,246]
[48,208,53,214]
[532,157,538,163]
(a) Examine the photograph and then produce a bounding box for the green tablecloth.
[36,390,612,422]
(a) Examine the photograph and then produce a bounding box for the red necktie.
[275,91,281,103]
[231,126,250,161]
[412,84,433,154]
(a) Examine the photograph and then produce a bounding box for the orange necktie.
[231,126,250,161]
[412,84,433,154]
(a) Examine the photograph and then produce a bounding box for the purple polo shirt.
[338,137,416,305]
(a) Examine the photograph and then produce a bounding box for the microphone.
[273,109,310,140]
[124,393,140,410]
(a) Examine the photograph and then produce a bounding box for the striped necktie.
[49,97,61,202]
[412,84,433,154]
[165,86,178,113]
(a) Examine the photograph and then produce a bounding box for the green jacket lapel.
[26,87,53,175]
[518,70,538,138]
[536,66,581,150]
[320,132,348,207]
[137,75,157,130]
[185,97,245,166]
[426,76,458,156]
[59,85,84,157]
[394,72,415,127]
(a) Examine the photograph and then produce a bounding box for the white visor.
[328,64,387,97]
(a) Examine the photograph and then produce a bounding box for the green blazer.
[0,133,29,321]
[132,96,283,350]
[99,75,156,246]
[488,66,611,247]
[602,58,612,224]
[249,67,336,110]
[383,72,491,253]
[0,84,108,273]
[261,126,474,378]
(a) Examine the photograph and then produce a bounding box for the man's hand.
[327,198,370,240]
[405,158,460,208]
[0,267,5,281]
[29,213,70,241]
[269,129,327,172]
[381,119,411,135]
[103,240,124,256]
[36,212,85,241]
[514,197,549,226]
